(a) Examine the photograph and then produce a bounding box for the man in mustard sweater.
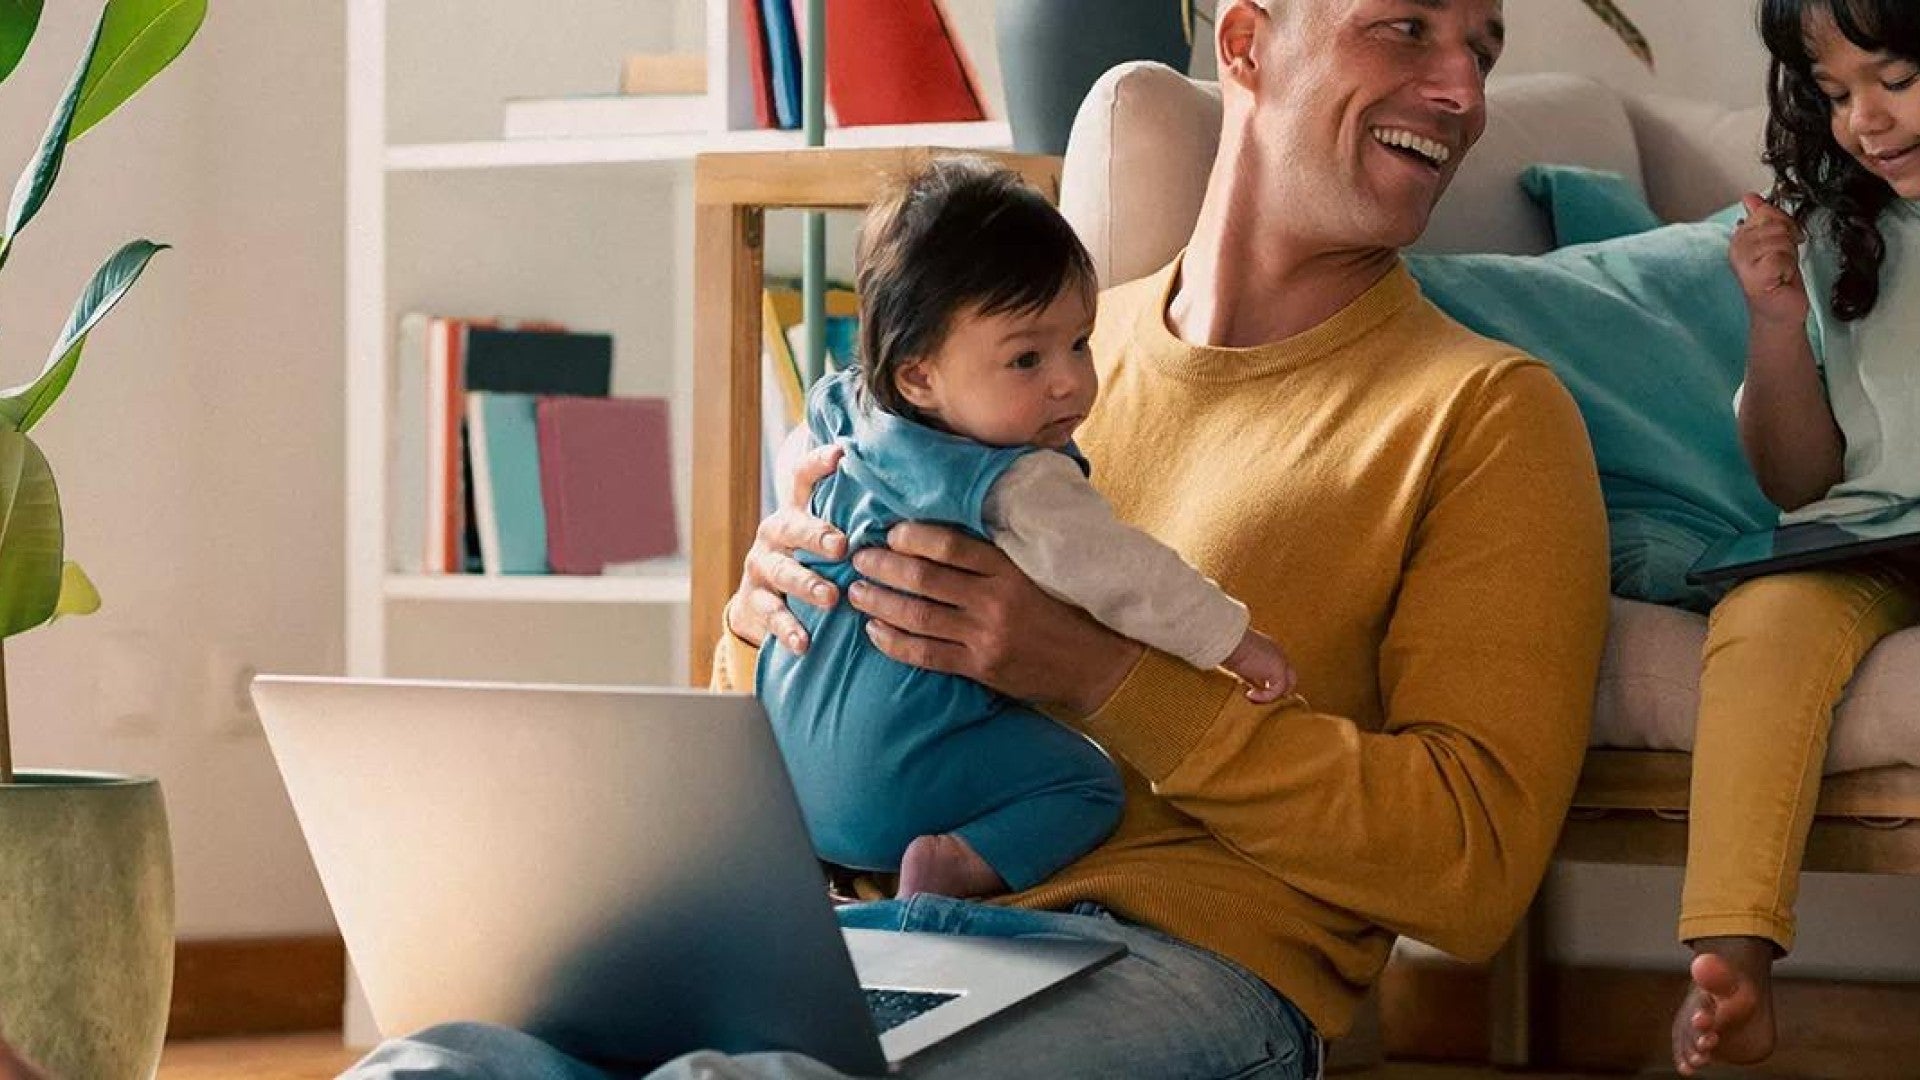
[343,0,1608,1077]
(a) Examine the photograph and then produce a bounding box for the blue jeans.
[342,897,1322,1080]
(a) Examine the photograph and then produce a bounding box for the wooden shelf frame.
[687,146,1062,684]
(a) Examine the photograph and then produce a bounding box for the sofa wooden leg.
[1487,901,1541,1068]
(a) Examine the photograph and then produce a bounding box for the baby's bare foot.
[897,834,1006,899]
[1672,937,1776,1076]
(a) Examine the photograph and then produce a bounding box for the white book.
[501,94,710,140]
[389,312,430,574]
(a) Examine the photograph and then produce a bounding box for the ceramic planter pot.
[996,0,1190,154]
[0,772,173,1080]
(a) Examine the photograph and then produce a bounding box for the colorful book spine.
[466,392,550,576]
[537,397,679,574]
[759,0,803,130]
[740,0,776,129]
[824,0,986,126]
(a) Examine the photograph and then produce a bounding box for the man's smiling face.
[1235,0,1503,251]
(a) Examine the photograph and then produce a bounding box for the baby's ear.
[894,358,939,412]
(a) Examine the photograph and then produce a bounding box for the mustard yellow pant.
[1680,559,1920,950]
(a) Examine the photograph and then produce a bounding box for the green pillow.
[1408,221,1779,611]
[1520,163,1664,246]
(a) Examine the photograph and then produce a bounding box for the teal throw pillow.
[1408,221,1780,611]
[1519,163,1665,247]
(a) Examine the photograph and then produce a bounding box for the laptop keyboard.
[861,987,960,1033]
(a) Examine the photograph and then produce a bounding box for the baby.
[758,157,1294,901]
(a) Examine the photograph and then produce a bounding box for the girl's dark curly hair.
[1760,0,1920,321]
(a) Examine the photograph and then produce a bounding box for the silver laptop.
[253,676,1123,1075]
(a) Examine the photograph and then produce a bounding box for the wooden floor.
[152,1036,1664,1080]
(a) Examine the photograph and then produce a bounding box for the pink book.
[535,397,679,574]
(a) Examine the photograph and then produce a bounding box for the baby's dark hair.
[854,156,1095,419]
[1760,0,1920,320]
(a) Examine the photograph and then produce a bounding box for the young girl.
[1675,0,1920,1072]
[757,158,1295,901]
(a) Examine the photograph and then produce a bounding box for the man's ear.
[1216,0,1266,89]
[894,358,939,413]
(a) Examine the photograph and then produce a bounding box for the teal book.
[466,392,549,575]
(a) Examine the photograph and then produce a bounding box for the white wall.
[3,2,346,937]
[1188,0,1772,108]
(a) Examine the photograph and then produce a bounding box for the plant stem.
[0,638,11,784]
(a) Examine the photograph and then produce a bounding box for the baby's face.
[899,288,1098,450]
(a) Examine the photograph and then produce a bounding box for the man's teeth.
[1371,127,1450,166]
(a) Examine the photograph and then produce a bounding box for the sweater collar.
[1134,253,1422,383]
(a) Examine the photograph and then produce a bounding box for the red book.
[740,0,776,129]
[536,397,679,574]
[825,0,985,126]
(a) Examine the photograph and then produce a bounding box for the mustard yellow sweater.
[716,260,1610,1037]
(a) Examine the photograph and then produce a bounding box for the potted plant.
[0,2,205,1078]
[997,0,1654,155]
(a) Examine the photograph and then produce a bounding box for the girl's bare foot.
[897,833,1005,899]
[1672,936,1777,1076]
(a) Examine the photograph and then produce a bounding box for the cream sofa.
[1058,65,1920,1062]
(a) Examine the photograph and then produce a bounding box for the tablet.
[1687,498,1920,586]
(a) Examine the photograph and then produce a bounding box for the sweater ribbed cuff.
[709,599,763,693]
[1079,648,1235,782]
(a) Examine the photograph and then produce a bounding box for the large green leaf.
[1579,0,1653,68]
[0,430,62,637]
[53,559,100,618]
[0,1,43,87]
[0,239,165,432]
[0,12,105,261]
[69,0,206,141]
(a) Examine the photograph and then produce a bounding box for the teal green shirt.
[1789,199,1920,523]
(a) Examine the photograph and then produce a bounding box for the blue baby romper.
[757,367,1125,890]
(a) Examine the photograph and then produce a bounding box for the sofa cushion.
[1596,598,1920,772]
[1623,94,1772,224]
[1061,65,1644,285]
[1520,164,1664,247]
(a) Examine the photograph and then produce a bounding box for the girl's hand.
[847,522,1143,716]
[1729,193,1811,331]
[726,438,848,654]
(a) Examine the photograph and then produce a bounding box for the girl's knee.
[1713,569,1892,638]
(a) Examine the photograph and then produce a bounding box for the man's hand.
[726,438,848,654]
[848,522,1143,716]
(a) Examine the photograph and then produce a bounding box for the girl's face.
[894,288,1098,450]
[1808,10,1920,197]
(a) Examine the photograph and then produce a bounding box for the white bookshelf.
[384,559,692,604]
[341,5,1009,1039]
[385,120,1012,172]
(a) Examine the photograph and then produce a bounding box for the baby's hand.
[1223,628,1297,704]
[1729,193,1811,331]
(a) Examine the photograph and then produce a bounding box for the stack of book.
[392,315,678,576]
[744,0,986,130]
[501,1,987,140]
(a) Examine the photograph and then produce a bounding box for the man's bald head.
[1207,0,1502,252]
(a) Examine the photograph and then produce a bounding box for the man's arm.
[983,452,1249,671]
[1075,364,1609,959]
